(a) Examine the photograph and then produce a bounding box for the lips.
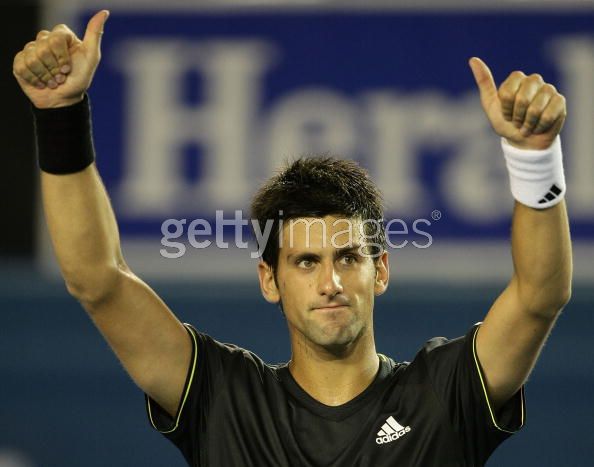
[313,304,349,312]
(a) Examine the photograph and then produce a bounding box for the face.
[258,215,389,353]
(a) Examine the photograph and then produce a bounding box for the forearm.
[42,164,126,303]
[510,199,572,315]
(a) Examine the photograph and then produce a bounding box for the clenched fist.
[13,10,109,109]
[469,57,566,150]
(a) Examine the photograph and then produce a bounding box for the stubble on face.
[276,216,378,356]
[296,309,369,357]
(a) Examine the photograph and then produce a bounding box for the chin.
[314,323,366,353]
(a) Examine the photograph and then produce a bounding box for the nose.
[317,262,344,297]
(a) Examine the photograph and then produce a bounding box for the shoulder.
[184,323,284,383]
[419,324,480,360]
[395,324,482,384]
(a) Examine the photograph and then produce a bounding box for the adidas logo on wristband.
[502,135,566,209]
[538,184,563,205]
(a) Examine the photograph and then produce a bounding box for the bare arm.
[469,58,572,409]
[41,165,124,302]
[42,166,191,418]
[477,200,571,409]
[14,11,191,418]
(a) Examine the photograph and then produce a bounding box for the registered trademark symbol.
[431,210,442,221]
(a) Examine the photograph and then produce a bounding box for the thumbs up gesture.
[469,57,566,150]
[13,10,110,109]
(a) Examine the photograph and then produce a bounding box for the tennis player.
[13,10,572,466]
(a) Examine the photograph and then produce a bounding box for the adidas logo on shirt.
[375,416,412,445]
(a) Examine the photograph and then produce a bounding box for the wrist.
[32,93,96,174]
[31,93,85,110]
[503,137,556,151]
[502,135,566,209]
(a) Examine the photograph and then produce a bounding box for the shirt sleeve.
[143,323,239,464]
[421,322,526,466]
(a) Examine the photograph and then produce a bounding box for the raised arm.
[467,57,572,410]
[13,11,191,418]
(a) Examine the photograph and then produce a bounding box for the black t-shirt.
[145,323,525,467]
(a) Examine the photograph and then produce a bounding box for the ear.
[258,261,280,303]
[374,251,389,296]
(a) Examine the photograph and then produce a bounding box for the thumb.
[83,10,109,54]
[469,57,498,110]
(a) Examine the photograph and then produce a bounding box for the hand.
[13,10,110,109]
[469,57,567,150]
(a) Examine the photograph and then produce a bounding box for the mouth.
[313,305,349,313]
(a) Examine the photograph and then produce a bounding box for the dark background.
[1,1,37,259]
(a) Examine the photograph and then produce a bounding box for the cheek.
[280,279,306,306]
[349,268,377,301]
[280,275,317,313]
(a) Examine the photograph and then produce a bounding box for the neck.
[288,329,380,406]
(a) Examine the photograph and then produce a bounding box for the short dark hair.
[250,156,386,272]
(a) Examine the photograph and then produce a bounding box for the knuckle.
[13,50,23,65]
[529,73,543,82]
[498,89,514,102]
[53,23,68,31]
[13,52,24,67]
[511,70,526,79]
[13,52,25,67]
[36,30,50,40]
[24,54,38,68]
[48,34,64,48]
[24,41,36,50]
[13,62,26,77]
[543,83,557,93]
[36,46,53,61]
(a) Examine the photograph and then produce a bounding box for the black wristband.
[31,93,96,174]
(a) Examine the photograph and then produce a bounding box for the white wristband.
[501,135,566,209]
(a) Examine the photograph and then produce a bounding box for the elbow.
[64,263,124,305]
[555,284,572,311]
[546,285,572,314]
[518,279,572,319]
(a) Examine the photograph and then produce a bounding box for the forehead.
[279,215,366,252]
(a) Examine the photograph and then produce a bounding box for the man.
[13,10,572,467]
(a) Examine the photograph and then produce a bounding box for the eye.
[339,254,357,265]
[297,258,315,269]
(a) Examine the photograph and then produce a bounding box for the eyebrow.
[286,244,362,262]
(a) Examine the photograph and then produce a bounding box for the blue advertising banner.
[38,5,594,280]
